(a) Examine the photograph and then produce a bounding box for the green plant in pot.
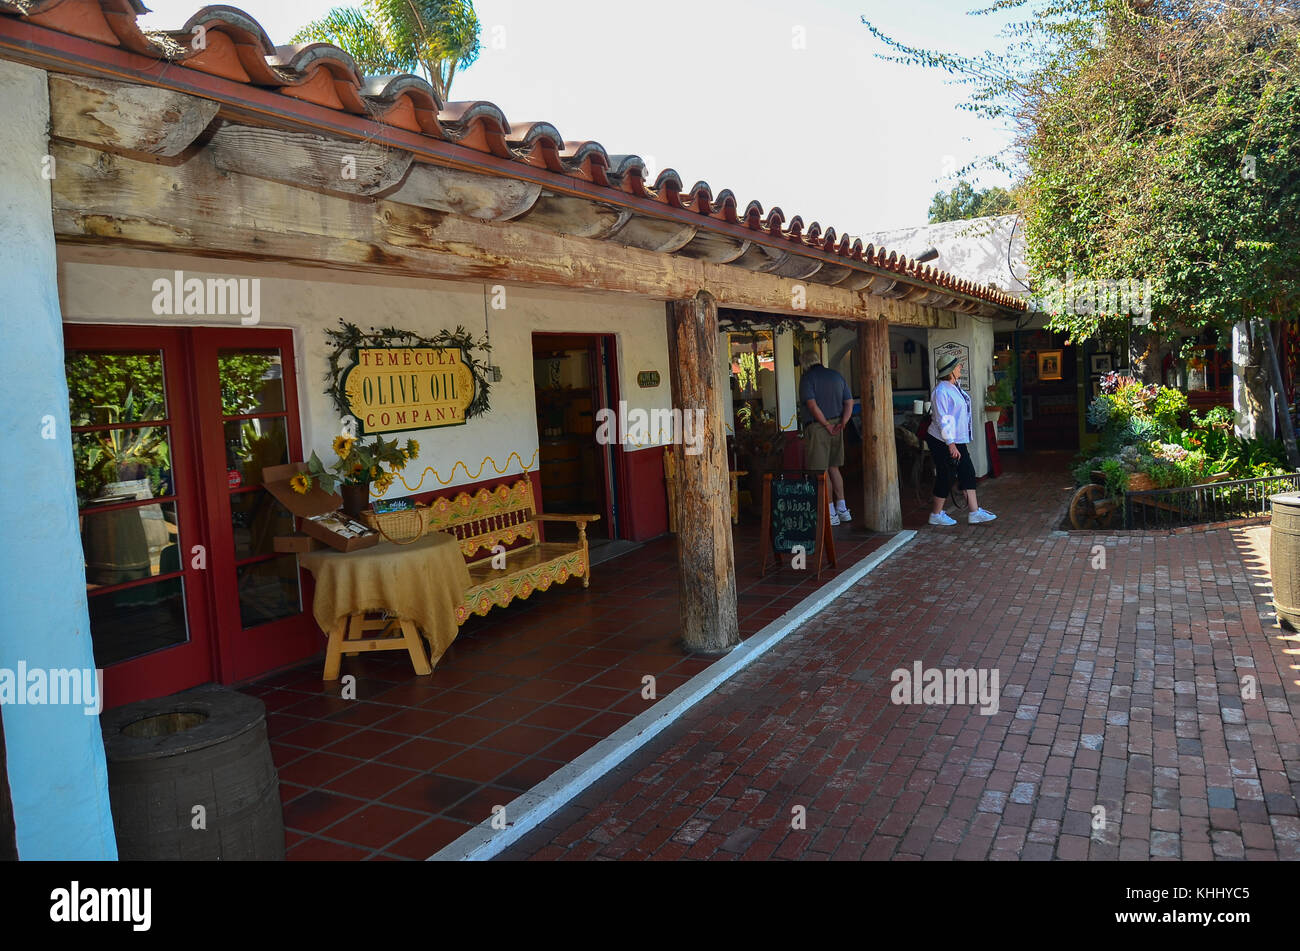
[733,406,786,518]
[295,434,419,517]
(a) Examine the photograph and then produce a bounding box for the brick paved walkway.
[498,460,1300,860]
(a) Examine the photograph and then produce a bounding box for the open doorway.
[532,333,621,547]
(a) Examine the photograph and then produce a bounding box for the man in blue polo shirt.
[799,350,854,526]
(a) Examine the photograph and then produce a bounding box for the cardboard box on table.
[263,462,379,553]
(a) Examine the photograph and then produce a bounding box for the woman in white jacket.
[927,354,996,526]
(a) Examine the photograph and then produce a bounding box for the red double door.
[65,325,320,709]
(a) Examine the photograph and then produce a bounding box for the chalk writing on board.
[771,476,818,555]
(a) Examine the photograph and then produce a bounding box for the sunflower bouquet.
[291,434,421,495]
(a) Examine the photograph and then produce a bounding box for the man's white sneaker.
[968,508,997,524]
[928,511,957,526]
[829,510,841,526]
[836,505,852,523]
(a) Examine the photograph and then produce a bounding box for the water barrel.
[101,684,285,860]
[1270,492,1300,631]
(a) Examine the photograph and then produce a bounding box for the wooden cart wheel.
[1069,483,1117,530]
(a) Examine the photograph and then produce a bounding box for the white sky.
[139,0,1018,231]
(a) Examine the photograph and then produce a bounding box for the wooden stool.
[323,611,431,680]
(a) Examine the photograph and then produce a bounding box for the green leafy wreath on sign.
[323,318,493,423]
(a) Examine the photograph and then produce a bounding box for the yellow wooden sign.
[342,347,476,434]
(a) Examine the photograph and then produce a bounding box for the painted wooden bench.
[424,479,599,624]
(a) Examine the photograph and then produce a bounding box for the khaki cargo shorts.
[804,423,845,470]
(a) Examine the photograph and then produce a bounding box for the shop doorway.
[64,325,319,708]
[531,333,622,544]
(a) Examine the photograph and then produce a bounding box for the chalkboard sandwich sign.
[760,471,837,579]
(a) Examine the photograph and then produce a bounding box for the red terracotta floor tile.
[386,818,476,860]
[470,695,544,723]
[286,836,373,861]
[323,762,421,800]
[381,774,480,813]
[369,707,448,736]
[278,751,367,788]
[320,804,430,852]
[282,790,366,834]
[497,757,566,791]
[425,715,507,746]
[525,704,597,732]
[380,737,465,772]
[502,679,574,703]
[277,719,359,750]
[481,723,565,756]
[322,729,410,760]
[437,747,524,784]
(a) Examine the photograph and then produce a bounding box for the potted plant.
[985,353,1016,423]
[294,434,419,517]
[732,406,786,518]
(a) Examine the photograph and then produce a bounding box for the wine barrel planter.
[100,684,285,860]
[1271,492,1300,631]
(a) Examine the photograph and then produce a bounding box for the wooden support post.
[667,292,740,654]
[859,318,903,532]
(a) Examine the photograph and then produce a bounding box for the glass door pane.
[62,331,214,703]
[218,348,301,629]
[67,348,190,666]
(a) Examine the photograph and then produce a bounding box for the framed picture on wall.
[1090,353,1114,374]
[1038,350,1064,381]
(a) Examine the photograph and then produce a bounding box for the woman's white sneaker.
[929,511,957,526]
[968,508,997,524]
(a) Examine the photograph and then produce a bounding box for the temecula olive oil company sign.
[342,347,476,434]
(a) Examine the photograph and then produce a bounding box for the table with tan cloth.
[300,531,471,679]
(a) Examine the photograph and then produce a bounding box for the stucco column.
[0,60,117,859]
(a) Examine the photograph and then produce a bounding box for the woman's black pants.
[926,434,977,498]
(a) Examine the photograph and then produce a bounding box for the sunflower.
[370,465,381,480]
[289,472,312,495]
[332,435,355,458]
[374,471,394,492]
[406,439,420,457]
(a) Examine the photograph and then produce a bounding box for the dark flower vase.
[340,482,370,519]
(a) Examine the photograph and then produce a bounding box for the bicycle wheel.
[950,481,968,512]
[918,454,936,505]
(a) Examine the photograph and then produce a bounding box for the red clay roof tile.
[0,0,1024,310]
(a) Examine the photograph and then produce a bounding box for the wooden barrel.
[1270,492,1300,631]
[101,684,285,860]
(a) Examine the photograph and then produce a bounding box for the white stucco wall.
[929,320,995,478]
[56,249,673,497]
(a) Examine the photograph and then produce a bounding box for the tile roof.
[0,0,1024,311]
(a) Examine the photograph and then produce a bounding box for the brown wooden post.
[859,317,903,532]
[666,291,739,654]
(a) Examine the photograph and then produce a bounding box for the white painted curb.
[428,529,917,861]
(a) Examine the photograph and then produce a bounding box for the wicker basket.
[1127,472,1157,492]
[360,504,432,545]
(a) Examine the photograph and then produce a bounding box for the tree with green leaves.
[293,0,481,102]
[929,181,1015,223]
[865,0,1300,461]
